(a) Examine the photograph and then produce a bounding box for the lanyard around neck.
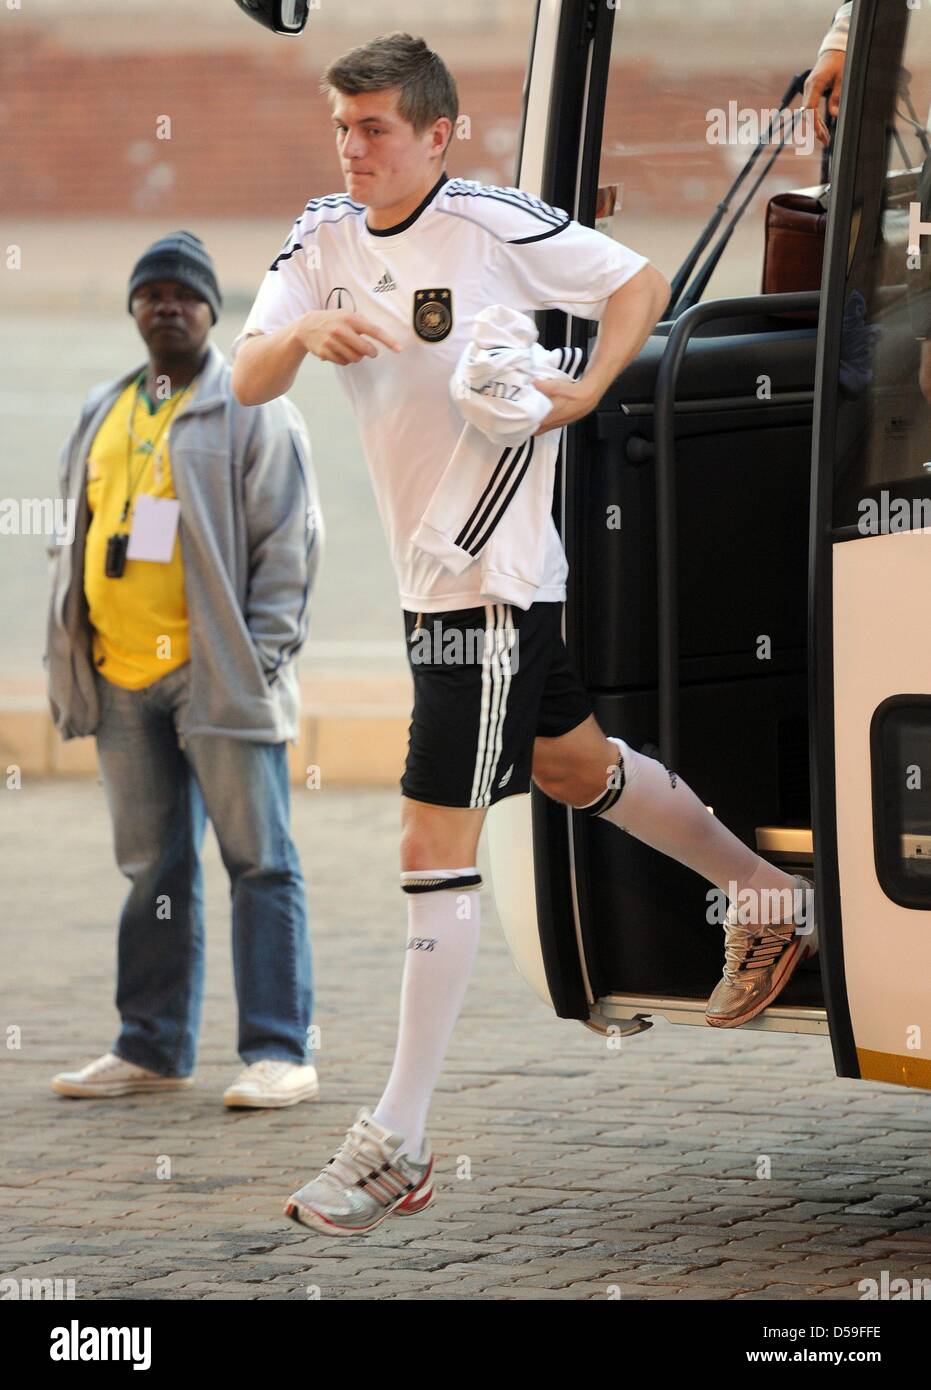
[120,371,192,526]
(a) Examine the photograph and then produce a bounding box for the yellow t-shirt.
[83,375,195,689]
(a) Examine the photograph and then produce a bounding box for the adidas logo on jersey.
[372,270,397,293]
[497,763,514,790]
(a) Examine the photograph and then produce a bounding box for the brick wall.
[2,27,824,220]
[1,31,527,217]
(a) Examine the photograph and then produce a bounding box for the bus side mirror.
[233,0,309,34]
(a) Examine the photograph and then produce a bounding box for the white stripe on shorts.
[470,603,514,808]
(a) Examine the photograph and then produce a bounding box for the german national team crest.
[413,288,453,342]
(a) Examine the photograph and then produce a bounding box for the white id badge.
[126,495,181,563]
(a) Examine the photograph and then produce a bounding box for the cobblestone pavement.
[3,782,931,1302]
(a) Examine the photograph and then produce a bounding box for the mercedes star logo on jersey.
[325,286,357,312]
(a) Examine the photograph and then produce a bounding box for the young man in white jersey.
[232,32,817,1235]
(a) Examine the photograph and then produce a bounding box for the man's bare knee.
[533,768,600,806]
[400,798,485,871]
[532,728,622,808]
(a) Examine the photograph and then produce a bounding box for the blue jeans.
[93,663,313,1076]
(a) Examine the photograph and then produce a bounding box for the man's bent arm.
[233,311,402,405]
[232,322,310,407]
[581,262,670,404]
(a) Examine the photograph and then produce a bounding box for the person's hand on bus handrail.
[802,51,845,148]
[802,2,851,147]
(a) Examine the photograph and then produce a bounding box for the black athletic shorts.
[400,600,594,808]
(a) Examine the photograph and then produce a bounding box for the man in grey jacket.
[45,231,323,1108]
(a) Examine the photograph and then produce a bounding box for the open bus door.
[488,0,931,1092]
[487,0,825,1038]
[810,0,931,1091]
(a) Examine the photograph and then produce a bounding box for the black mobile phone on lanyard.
[105,532,129,578]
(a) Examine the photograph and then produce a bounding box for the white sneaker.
[51,1051,193,1098]
[222,1060,320,1109]
[285,1108,435,1235]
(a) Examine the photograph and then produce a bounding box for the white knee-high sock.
[593,737,798,921]
[372,869,481,1159]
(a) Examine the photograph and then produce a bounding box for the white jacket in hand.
[411,304,585,610]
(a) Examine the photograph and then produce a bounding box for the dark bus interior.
[568,307,823,1011]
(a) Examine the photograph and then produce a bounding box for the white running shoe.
[51,1051,193,1098]
[222,1059,320,1109]
[284,1108,435,1235]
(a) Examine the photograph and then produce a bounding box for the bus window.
[833,6,931,530]
[596,0,834,299]
[871,699,931,909]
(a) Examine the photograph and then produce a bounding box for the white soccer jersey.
[231,172,650,612]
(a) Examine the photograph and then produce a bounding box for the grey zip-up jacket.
[44,339,322,744]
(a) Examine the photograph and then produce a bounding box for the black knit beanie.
[127,230,222,324]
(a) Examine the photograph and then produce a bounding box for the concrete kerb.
[0,677,411,786]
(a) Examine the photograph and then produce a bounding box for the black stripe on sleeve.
[507,218,573,246]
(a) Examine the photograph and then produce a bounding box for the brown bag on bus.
[761,185,829,319]
[762,170,918,308]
